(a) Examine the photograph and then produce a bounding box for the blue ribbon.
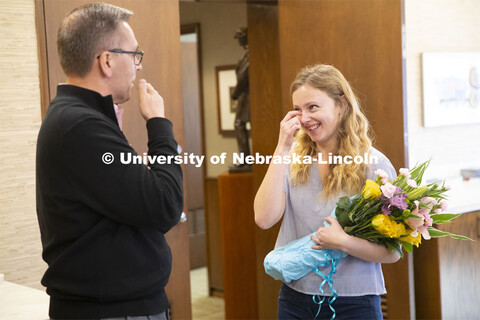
[312,250,343,319]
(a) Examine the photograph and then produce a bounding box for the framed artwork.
[422,52,480,127]
[215,64,237,135]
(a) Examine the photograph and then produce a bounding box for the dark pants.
[278,284,383,320]
[52,313,167,320]
[101,312,168,320]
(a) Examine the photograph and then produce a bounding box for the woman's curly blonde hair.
[289,64,372,198]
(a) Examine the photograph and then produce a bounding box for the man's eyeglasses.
[97,48,144,65]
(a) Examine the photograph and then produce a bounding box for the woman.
[254,64,400,320]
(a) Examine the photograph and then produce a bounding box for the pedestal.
[218,172,258,319]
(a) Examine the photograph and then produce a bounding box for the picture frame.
[422,52,480,127]
[215,64,238,135]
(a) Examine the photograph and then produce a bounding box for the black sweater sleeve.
[63,115,183,233]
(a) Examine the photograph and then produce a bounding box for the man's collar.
[56,84,119,127]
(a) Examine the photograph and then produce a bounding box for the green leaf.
[336,196,354,227]
[427,227,474,241]
[409,159,431,185]
[400,241,413,253]
[405,214,422,219]
[432,220,454,225]
[386,241,404,258]
[337,196,352,211]
[430,213,462,224]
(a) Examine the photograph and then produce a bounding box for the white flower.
[375,169,388,178]
[399,168,411,178]
[407,179,417,188]
[380,183,397,198]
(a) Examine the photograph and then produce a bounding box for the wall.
[405,1,480,317]
[179,1,247,177]
[405,0,480,179]
[0,0,44,289]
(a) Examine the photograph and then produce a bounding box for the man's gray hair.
[57,2,133,77]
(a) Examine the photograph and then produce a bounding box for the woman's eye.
[309,105,319,110]
[293,107,300,111]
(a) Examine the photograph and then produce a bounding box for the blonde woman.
[254,64,400,319]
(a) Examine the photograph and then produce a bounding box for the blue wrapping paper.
[264,213,347,283]
[263,214,347,319]
[263,232,346,283]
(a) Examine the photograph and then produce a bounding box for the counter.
[0,278,49,320]
[444,176,480,214]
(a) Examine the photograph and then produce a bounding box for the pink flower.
[423,212,433,227]
[406,209,424,230]
[421,197,437,209]
[407,179,417,188]
[417,225,431,240]
[375,169,388,178]
[440,199,448,211]
[399,168,411,178]
[419,208,431,215]
[411,203,433,240]
[380,183,397,198]
[381,177,389,184]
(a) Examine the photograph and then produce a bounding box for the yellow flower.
[395,222,411,238]
[372,214,396,238]
[400,233,422,247]
[412,233,422,246]
[362,180,382,199]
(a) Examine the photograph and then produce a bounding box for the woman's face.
[292,84,343,151]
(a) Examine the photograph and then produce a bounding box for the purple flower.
[390,194,408,210]
[382,203,391,215]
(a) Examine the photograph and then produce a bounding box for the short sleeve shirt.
[275,147,397,296]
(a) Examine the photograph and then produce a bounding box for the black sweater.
[36,85,183,319]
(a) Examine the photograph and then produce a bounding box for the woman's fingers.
[281,110,301,123]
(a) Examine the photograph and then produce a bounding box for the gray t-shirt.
[276,147,397,296]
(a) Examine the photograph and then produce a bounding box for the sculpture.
[229,27,251,173]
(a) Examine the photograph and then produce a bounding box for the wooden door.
[180,24,207,269]
[35,1,191,318]
[438,210,480,319]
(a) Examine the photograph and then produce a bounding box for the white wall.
[405,0,480,180]
[0,0,44,289]
[180,1,248,177]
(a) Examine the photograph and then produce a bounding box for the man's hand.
[138,79,165,120]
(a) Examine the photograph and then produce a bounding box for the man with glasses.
[36,3,182,319]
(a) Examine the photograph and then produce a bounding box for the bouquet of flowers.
[264,160,472,313]
[334,160,471,257]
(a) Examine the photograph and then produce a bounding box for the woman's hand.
[310,216,350,251]
[310,216,401,263]
[276,111,302,154]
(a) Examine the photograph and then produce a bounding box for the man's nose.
[136,63,143,71]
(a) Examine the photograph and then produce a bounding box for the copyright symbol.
[102,152,114,164]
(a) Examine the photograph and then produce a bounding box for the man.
[36,3,183,319]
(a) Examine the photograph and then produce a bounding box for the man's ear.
[98,51,113,78]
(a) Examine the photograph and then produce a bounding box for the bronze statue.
[229,27,251,173]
